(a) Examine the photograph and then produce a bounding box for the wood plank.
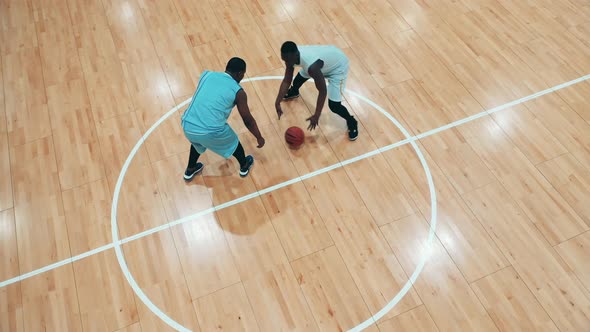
[510,37,582,87]
[421,128,496,195]
[191,39,236,73]
[279,0,349,48]
[121,57,186,163]
[152,152,213,221]
[290,246,372,331]
[378,305,438,332]
[557,80,590,123]
[383,79,448,134]
[452,53,547,112]
[319,0,412,88]
[122,230,201,331]
[0,209,18,280]
[115,322,142,332]
[344,154,417,225]
[137,0,203,99]
[21,265,83,331]
[386,29,487,122]
[75,23,134,122]
[101,0,155,55]
[35,16,83,86]
[380,214,498,331]
[194,282,259,332]
[172,0,224,46]
[62,179,111,256]
[0,0,35,30]
[240,124,300,190]
[242,263,318,331]
[384,144,509,282]
[98,113,167,238]
[304,169,422,320]
[525,93,590,171]
[556,231,590,294]
[243,0,291,28]
[0,111,12,211]
[0,282,24,332]
[471,266,559,331]
[2,48,51,147]
[212,0,282,76]
[46,79,105,190]
[216,197,289,280]
[66,0,109,32]
[95,112,150,180]
[537,153,590,227]
[73,250,138,331]
[464,117,588,245]
[260,181,333,261]
[170,213,241,300]
[355,0,410,38]
[339,47,412,146]
[463,181,590,331]
[490,105,567,165]
[11,137,71,273]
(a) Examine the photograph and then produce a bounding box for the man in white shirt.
[274,41,359,140]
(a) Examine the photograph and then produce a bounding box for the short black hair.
[281,41,298,54]
[226,57,246,73]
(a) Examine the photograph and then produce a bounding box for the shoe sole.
[283,95,300,100]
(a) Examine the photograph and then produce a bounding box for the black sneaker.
[183,162,204,181]
[283,87,300,100]
[347,117,359,141]
[239,155,254,177]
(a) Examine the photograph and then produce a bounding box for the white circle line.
[110,76,438,332]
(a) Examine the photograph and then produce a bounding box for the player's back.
[181,71,242,134]
[298,45,349,76]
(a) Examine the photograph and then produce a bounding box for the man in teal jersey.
[275,41,358,140]
[181,57,265,180]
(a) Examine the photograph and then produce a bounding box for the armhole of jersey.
[184,71,212,117]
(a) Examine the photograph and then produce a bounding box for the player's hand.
[306,114,320,131]
[275,103,283,120]
[257,136,265,148]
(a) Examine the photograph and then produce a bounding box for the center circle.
[110,76,438,332]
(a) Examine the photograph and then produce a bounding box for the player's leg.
[284,70,310,100]
[212,125,254,177]
[327,76,358,141]
[232,141,254,177]
[184,143,205,181]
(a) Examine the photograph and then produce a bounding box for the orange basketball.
[285,126,305,148]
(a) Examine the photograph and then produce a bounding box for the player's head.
[225,57,247,82]
[280,41,299,66]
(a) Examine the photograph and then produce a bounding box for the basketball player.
[181,57,265,180]
[275,41,358,140]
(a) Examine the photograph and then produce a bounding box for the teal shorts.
[183,124,239,159]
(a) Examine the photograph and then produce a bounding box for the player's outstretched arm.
[236,89,265,148]
[274,65,294,119]
[306,60,326,130]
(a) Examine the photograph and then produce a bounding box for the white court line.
[0,73,587,328]
[1,73,588,287]
[109,76,437,332]
[0,75,590,288]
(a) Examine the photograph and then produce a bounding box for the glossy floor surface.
[1,0,590,331]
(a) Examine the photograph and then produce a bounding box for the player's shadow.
[196,171,265,237]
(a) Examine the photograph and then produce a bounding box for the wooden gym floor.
[1,0,590,331]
